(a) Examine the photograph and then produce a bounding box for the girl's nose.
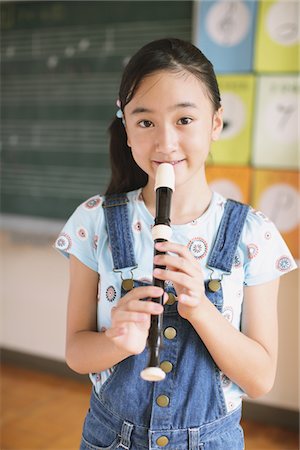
[154,125,178,153]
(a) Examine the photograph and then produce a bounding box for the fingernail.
[153,268,162,275]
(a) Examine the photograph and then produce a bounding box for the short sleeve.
[53,195,103,272]
[241,209,297,286]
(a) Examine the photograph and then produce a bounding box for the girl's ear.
[123,112,131,147]
[211,107,223,141]
[126,131,131,148]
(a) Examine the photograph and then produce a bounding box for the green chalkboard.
[1,1,192,219]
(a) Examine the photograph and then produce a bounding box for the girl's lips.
[153,159,185,166]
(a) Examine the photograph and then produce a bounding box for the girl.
[54,38,297,450]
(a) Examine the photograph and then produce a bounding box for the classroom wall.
[0,222,299,412]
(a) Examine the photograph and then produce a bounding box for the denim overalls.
[80,193,249,450]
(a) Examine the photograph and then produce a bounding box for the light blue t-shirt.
[54,188,297,412]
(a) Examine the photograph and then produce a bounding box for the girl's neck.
[141,174,212,225]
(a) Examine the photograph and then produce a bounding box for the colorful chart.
[195,0,257,73]
[251,169,300,258]
[206,165,252,203]
[210,74,255,166]
[254,0,299,72]
[194,0,299,259]
[252,75,299,169]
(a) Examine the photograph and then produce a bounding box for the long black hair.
[105,38,221,195]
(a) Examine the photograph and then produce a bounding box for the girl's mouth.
[153,159,185,166]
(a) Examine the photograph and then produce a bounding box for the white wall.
[248,268,299,411]
[1,219,298,410]
[1,219,69,360]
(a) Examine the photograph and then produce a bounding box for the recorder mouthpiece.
[154,163,175,192]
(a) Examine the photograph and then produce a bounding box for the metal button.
[160,361,173,373]
[156,436,169,447]
[164,327,177,340]
[156,395,170,407]
[208,279,221,292]
[166,292,176,305]
[122,279,134,291]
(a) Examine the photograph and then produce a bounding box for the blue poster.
[194,0,257,73]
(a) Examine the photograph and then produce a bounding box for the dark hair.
[105,38,221,195]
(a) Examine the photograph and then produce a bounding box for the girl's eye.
[177,117,192,125]
[138,120,153,128]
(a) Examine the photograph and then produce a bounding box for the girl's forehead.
[128,70,208,105]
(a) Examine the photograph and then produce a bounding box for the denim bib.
[80,193,249,450]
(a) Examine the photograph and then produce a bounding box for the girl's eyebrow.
[130,102,198,115]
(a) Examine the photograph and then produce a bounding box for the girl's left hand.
[153,241,205,322]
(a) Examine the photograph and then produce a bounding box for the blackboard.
[1,1,192,219]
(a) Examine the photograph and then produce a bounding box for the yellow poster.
[210,74,255,166]
[251,169,300,258]
[206,165,252,203]
[254,0,299,72]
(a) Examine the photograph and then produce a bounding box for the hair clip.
[116,99,126,126]
[116,109,123,119]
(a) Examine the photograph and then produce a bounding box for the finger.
[154,253,200,276]
[155,241,194,261]
[119,285,164,306]
[153,267,195,291]
[111,300,164,326]
[112,310,150,325]
[155,241,200,271]
[125,299,164,315]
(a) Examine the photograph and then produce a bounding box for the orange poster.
[251,169,300,259]
[206,165,252,203]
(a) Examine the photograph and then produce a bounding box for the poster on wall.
[194,0,257,72]
[251,169,300,259]
[254,0,299,72]
[206,165,252,203]
[209,74,255,166]
[252,75,299,169]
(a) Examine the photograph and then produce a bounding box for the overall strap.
[102,193,137,270]
[207,199,249,273]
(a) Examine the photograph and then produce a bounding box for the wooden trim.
[243,401,299,431]
[1,348,88,383]
[1,348,299,430]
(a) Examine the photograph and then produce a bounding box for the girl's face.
[124,70,223,189]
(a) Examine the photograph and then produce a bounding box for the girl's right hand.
[105,286,166,355]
